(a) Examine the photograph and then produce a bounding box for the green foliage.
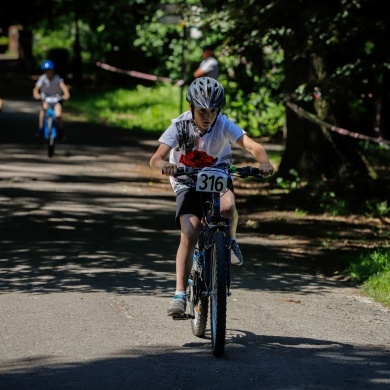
[275,169,301,191]
[134,2,211,81]
[134,4,286,137]
[32,18,85,65]
[294,208,307,217]
[0,36,9,45]
[224,86,285,137]
[319,192,349,216]
[365,200,390,220]
[219,37,285,137]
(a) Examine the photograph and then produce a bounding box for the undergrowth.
[347,248,390,308]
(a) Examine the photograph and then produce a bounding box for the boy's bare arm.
[32,86,41,100]
[150,144,177,176]
[236,134,274,175]
[60,82,70,100]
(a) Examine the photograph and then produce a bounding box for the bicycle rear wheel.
[188,269,208,338]
[210,230,228,357]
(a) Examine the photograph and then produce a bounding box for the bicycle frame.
[45,106,57,137]
[42,95,60,157]
[198,190,232,293]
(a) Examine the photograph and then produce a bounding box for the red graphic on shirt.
[179,150,217,168]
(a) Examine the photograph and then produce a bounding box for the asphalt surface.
[0,80,389,389]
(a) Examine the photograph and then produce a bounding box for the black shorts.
[175,187,211,226]
[174,182,234,226]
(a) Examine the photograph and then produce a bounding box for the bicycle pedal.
[172,313,194,321]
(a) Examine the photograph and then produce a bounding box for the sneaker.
[167,294,186,317]
[231,240,243,266]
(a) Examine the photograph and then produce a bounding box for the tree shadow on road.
[0,333,388,389]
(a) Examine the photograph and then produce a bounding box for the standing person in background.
[193,45,219,80]
[33,60,70,140]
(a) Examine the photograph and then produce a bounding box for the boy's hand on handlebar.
[258,162,274,176]
[162,163,177,176]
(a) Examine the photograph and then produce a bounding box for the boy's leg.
[36,108,45,137]
[167,213,199,317]
[176,214,199,291]
[221,190,243,266]
[168,189,201,317]
[55,104,64,140]
[220,189,237,237]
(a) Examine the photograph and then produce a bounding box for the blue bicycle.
[174,164,264,357]
[41,94,61,157]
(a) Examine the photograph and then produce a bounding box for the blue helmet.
[41,60,55,71]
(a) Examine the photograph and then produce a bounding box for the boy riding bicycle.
[33,60,70,140]
[149,77,274,317]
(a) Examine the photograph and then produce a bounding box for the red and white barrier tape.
[286,99,389,146]
[96,62,174,83]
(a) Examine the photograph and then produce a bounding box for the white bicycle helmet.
[186,77,226,109]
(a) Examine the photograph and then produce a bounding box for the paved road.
[0,95,389,390]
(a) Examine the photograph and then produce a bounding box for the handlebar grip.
[166,166,185,176]
[173,166,204,177]
[238,166,261,176]
[250,167,261,175]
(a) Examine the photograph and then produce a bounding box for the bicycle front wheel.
[47,117,55,157]
[210,230,228,358]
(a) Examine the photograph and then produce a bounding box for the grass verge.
[67,83,186,135]
[347,248,390,308]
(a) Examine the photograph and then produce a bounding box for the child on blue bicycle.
[150,77,274,317]
[33,60,70,140]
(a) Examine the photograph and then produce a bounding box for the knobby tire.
[210,230,227,358]
[189,268,208,337]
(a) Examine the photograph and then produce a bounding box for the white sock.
[175,290,186,297]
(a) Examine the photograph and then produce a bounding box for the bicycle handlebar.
[174,165,263,178]
[41,94,62,104]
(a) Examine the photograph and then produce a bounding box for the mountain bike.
[173,164,263,358]
[41,94,61,157]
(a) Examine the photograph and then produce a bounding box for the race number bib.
[196,168,229,193]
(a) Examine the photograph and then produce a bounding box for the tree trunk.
[17,27,34,70]
[278,48,376,184]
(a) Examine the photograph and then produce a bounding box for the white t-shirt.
[158,111,246,192]
[199,56,219,79]
[35,74,64,96]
